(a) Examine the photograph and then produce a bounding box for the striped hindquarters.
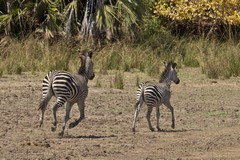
[136,82,146,102]
[42,71,80,104]
[42,71,54,99]
[136,82,163,107]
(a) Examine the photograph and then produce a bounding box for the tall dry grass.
[1,35,240,80]
[0,37,79,75]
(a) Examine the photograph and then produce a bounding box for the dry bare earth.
[1,68,240,160]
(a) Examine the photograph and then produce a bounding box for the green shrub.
[123,59,131,72]
[197,40,240,79]
[15,63,23,75]
[0,68,3,77]
[136,75,140,87]
[112,71,124,89]
[95,75,102,88]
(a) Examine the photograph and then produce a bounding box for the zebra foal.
[38,50,95,137]
[132,62,180,132]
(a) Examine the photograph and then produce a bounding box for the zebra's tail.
[134,82,145,109]
[38,96,50,110]
[38,72,54,110]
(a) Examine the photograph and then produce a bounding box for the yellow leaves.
[228,13,240,25]
[153,0,240,25]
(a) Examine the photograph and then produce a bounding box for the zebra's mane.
[159,62,173,83]
[78,63,85,75]
[78,53,86,75]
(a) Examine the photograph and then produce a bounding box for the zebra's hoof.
[51,126,57,132]
[157,128,165,132]
[132,128,136,133]
[150,128,155,132]
[157,127,161,132]
[171,124,175,129]
[69,122,76,129]
[58,131,64,137]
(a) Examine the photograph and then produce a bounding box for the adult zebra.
[132,62,180,132]
[38,50,95,137]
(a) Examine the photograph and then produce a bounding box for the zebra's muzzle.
[175,79,180,84]
[89,74,95,80]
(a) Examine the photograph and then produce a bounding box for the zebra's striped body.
[42,71,88,105]
[137,82,170,107]
[39,50,95,137]
[132,62,180,132]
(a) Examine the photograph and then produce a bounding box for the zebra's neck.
[78,66,89,81]
[161,77,171,89]
[78,71,89,82]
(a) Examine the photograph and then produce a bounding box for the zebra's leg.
[69,101,85,129]
[39,93,52,127]
[51,98,66,132]
[39,99,49,127]
[146,106,154,131]
[59,102,73,137]
[156,105,161,131]
[164,101,175,129]
[132,100,143,132]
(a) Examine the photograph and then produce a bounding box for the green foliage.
[123,61,131,72]
[95,4,117,33]
[2,27,240,80]
[95,43,167,78]
[0,0,146,41]
[155,0,240,24]
[196,39,240,79]
[207,111,228,117]
[107,50,121,70]
[15,63,23,75]
[136,75,140,87]
[0,67,3,77]
[0,0,61,37]
[112,71,124,89]
[0,37,78,74]
[154,0,240,39]
[95,75,102,88]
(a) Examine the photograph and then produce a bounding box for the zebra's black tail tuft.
[38,86,53,110]
[134,82,145,109]
[38,71,54,110]
[38,98,46,110]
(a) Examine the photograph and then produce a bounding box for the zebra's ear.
[79,51,86,62]
[172,62,177,69]
[88,50,93,58]
[163,62,167,67]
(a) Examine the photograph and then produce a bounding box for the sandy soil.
[1,68,240,160]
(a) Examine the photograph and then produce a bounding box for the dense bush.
[0,0,145,43]
[154,0,240,39]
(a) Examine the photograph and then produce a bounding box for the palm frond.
[0,13,12,28]
[95,4,118,33]
[116,0,139,27]
[115,0,145,37]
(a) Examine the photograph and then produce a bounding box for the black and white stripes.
[132,62,180,132]
[38,50,95,137]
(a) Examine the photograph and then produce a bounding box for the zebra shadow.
[158,129,187,133]
[63,134,117,139]
[158,128,202,133]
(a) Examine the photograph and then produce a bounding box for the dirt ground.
[1,67,240,160]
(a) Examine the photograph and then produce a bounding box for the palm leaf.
[63,0,83,36]
[0,14,12,30]
[116,0,139,28]
[114,0,144,38]
[95,4,118,33]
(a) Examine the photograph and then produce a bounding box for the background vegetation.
[1,0,240,79]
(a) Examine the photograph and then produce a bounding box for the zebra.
[38,50,95,137]
[132,62,180,132]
